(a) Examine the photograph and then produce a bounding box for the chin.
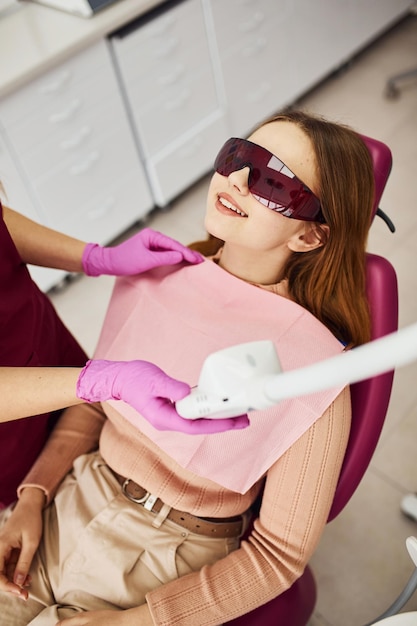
[204,214,220,238]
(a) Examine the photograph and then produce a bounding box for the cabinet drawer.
[0,40,112,127]
[147,113,229,206]
[209,0,285,56]
[13,96,124,180]
[130,68,219,156]
[111,0,207,81]
[2,67,120,158]
[49,170,153,243]
[29,125,151,224]
[112,40,212,111]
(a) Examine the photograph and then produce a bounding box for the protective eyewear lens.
[214,137,325,223]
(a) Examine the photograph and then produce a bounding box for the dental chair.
[224,134,398,626]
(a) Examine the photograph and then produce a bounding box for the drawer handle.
[157,63,186,86]
[242,37,267,58]
[69,151,100,176]
[154,37,179,59]
[60,126,92,150]
[164,88,191,111]
[247,81,271,103]
[87,196,115,220]
[239,12,265,33]
[148,15,176,37]
[49,99,81,124]
[39,70,71,95]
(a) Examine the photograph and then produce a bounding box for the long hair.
[190,110,374,347]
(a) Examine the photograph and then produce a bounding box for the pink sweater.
[21,261,351,625]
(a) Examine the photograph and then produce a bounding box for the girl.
[0,109,374,625]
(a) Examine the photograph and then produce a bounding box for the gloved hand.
[76,360,249,435]
[82,228,203,277]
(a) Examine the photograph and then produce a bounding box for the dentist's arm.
[3,205,85,272]
[3,206,202,275]
[0,362,248,434]
[0,367,83,422]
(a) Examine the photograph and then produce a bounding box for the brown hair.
[190,110,374,347]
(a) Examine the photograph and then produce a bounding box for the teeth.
[219,196,247,216]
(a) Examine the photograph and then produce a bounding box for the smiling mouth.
[218,196,248,217]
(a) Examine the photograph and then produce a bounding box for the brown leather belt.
[114,473,244,538]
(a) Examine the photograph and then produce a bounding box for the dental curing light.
[176,322,417,419]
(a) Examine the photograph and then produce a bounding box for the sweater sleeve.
[18,402,105,504]
[146,387,351,626]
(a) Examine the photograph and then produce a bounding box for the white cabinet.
[0,38,153,291]
[0,0,412,290]
[110,0,229,207]
[286,0,412,98]
[208,0,298,137]
[208,0,411,138]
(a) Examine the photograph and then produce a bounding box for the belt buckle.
[122,478,150,504]
[122,479,158,511]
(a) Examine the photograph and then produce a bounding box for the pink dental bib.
[94,260,345,493]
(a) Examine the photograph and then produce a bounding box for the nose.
[227,166,251,195]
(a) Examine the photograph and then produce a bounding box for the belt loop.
[152,503,172,529]
[241,510,252,536]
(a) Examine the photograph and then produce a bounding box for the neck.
[218,244,291,285]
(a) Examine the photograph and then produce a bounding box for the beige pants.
[0,452,240,625]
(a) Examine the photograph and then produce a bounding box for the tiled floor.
[50,12,417,626]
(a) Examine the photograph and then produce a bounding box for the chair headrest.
[359,134,393,220]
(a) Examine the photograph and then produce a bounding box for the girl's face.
[205,121,320,261]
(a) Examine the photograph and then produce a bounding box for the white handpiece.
[176,321,417,419]
[406,536,417,568]
[176,340,282,419]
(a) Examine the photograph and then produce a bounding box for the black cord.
[376,208,396,233]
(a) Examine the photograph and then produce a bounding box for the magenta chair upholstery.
[224,135,398,626]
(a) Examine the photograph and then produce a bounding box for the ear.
[288,223,330,253]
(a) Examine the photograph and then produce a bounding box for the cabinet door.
[111,0,220,157]
[287,0,412,95]
[209,0,413,137]
[209,0,298,136]
[110,0,228,206]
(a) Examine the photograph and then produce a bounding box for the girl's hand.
[56,605,153,626]
[0,487,45,599]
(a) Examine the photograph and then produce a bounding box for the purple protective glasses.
[214,137,325,223]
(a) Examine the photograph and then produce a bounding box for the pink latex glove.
[82,228,203,277]
[76,360,249,435]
